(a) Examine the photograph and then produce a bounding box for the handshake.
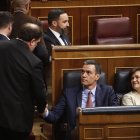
[38,104,49,118]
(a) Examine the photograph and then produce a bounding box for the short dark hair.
[83,60,102,74]
[0,11,13,28]
[18,23,42,42]
[48,9,66,25]
[130,67,140,78]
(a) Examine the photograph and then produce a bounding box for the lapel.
[46,28,62,45]
[95,85,103,107]
[45,28,71,45]
[76,87,83,107]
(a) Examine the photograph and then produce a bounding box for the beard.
[59,27,69,35]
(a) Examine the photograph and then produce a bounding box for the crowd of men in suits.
[0,1,72,139]
[0,1,130,140]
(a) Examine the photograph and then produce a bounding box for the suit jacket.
[0,34,9,40]
[44,28,71,57]
[10,11,49,65]
[0,39,47,133]
[45,84,118,131]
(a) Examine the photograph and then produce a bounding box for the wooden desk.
[52,44,140,105]
[31,0,140,44]
[78,106,140,140]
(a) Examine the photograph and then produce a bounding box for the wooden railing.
[52,44,140,105]
[78,106,140,140]
[31,0,140,44]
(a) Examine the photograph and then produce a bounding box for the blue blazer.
[45,84,118,130]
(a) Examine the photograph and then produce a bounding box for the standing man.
[43,60,118,140]
[0,11,13,40]
[0,23,47,140]
[10,0,49,85]
[44,8,71,58]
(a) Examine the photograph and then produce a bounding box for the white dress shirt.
[49,28,67,46]
[81,86,96,108]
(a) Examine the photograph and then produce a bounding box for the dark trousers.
[0,127,30,140]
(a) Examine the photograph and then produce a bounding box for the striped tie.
[86,91,93,108]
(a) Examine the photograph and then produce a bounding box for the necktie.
[60,34,67,45]
[86,91,93,108]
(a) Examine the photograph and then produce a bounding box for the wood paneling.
[31,0,140,45]
[31,0,140,7]
[52,44,140,105]
[79,112,140,140]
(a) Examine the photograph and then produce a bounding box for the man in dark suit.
[10,0,49,86]
[43,60,118,140]
[0,11,13,40]
[0,23,47,140]
[44,8,71,59]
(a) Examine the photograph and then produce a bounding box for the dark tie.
[86,91,93,108]
[60,34,67,45]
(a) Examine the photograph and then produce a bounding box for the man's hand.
[76,107,82,116]
[39,104,49,118]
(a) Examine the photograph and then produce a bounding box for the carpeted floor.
[31,118,52,140]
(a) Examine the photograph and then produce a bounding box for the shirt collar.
[49,27,60,38]
[83,86,96,96]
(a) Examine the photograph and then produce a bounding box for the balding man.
[0,23,47,140]
[10,0,49,87]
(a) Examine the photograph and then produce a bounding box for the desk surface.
[82,106,140,114]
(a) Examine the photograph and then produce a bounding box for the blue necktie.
[60,34,67,45]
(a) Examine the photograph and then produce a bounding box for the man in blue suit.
[43,60,118,140]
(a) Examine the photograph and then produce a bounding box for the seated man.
[44,8,71,59]
[43,60,118,140]
[122,67,140,105]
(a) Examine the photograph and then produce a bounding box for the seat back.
[40,20,48,32]
[63,70,106,89]
[114,69,132,105]
[94,17,134,44]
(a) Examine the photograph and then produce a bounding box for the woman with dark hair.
[122,68,140,105]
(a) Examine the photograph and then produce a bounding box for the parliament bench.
[51,44,140,140]
[78,106,140,140]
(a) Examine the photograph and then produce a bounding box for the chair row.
[41,16,134,45]
[63,69,132,105]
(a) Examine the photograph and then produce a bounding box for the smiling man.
[43,60,118,140]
